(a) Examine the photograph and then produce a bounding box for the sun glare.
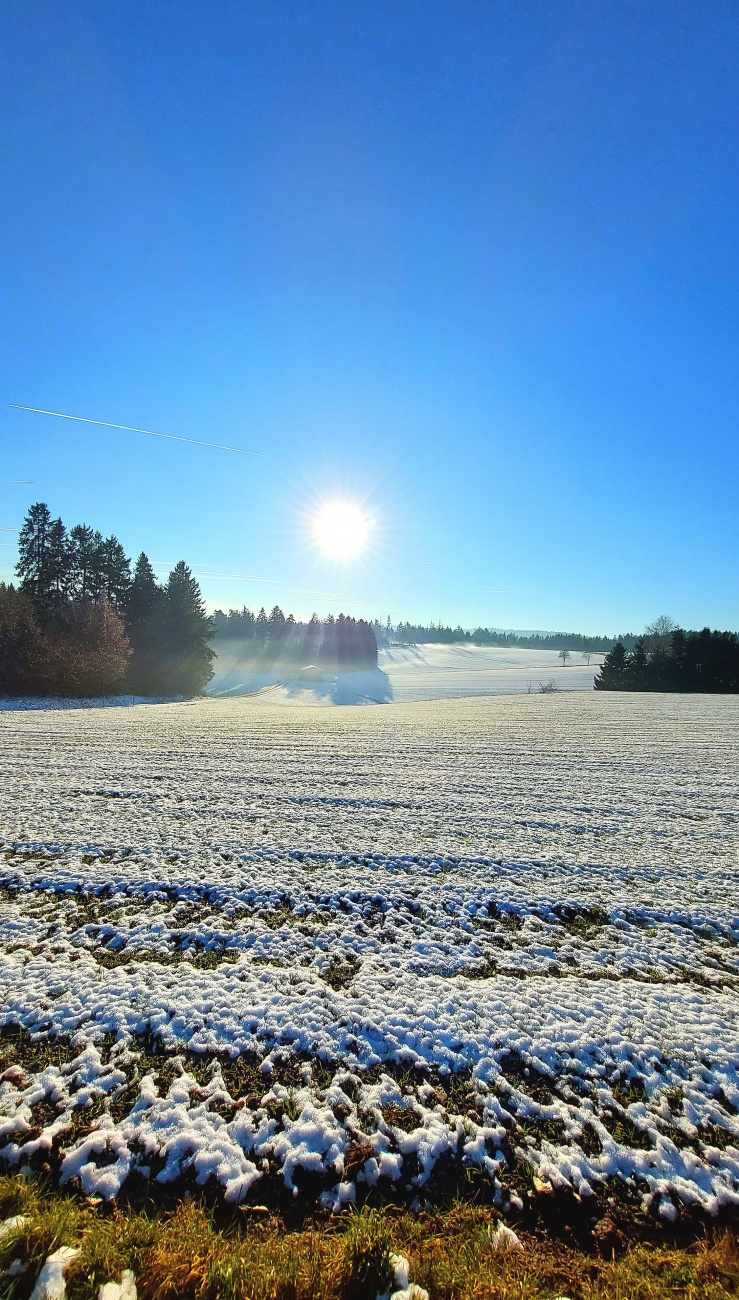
[312,500,370,559]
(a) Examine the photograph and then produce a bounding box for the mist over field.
[209,642,604,704]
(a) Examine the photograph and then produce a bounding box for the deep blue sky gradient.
[1,1,737,631]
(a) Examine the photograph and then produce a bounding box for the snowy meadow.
[0,691,737,1230]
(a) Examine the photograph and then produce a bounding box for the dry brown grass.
[0,1177,737,1299]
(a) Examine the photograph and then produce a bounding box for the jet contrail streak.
[9,405,261,456]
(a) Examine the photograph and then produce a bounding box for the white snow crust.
[98,1269,137,1300]
[0,691,737,1222]
[28,1246,78,1299]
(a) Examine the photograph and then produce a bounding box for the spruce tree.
[358,618,378,668]
[123,553,165,694]
[67,525,105,602]
[321,614,337,667]
[162,561,214,696]
[268,605,286,639]
[99,535,131,609]
[300,614,320,664]
[629,639,649,689]
[16,503,56,614]
[253,607,268,661]
[593,641,629,690]
[46,518,70,611]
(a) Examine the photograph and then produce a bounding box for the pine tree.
[629,639,649,689]
[321,614,337,667]
[267,606,286,661]
[335,613,349,668]
[16,503,57,614]
[99,535,131,609]
[268,605,286,640]
[253,607,268,659]
[161,561,214,696]
[67,525,105,602]
[123,553,165,694]
[594,641,629,690]
[299,614,320,664]
[358,619,378,668]
[46,518,70,611]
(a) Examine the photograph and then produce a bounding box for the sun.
[311,500,370,559]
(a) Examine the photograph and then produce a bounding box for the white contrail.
[9,405,261,456]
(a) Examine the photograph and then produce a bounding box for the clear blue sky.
[1,1,737,633]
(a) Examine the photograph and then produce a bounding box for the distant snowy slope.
[378,643,601,701]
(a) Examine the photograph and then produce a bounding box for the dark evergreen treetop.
[162,561,215,696]
[99,536,132,609]
[593,641,629,690]
[17,503,131,613]
[16,502,56,612]
[66,525,105,602]
[125,553,162,627]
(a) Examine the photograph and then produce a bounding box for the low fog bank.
[209,641,392,704]
[209,641,602,705]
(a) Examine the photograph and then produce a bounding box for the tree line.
[213,606,378,670]
[0,503,214,697]
[375,619,638,652]
[595,626,739,693]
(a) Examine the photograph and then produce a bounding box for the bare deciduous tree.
[643,614,679,654]
[581,649,593,666]
[645,614,677,639]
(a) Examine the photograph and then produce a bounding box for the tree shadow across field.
[380,644,425,663]
[208,646,393,703]
[282,667,393,704]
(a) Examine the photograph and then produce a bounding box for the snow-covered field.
[0,692,737,1224]
[209,642,604,704]
[379,643,603,702]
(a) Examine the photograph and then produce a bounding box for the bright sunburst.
[311,500,370,559]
